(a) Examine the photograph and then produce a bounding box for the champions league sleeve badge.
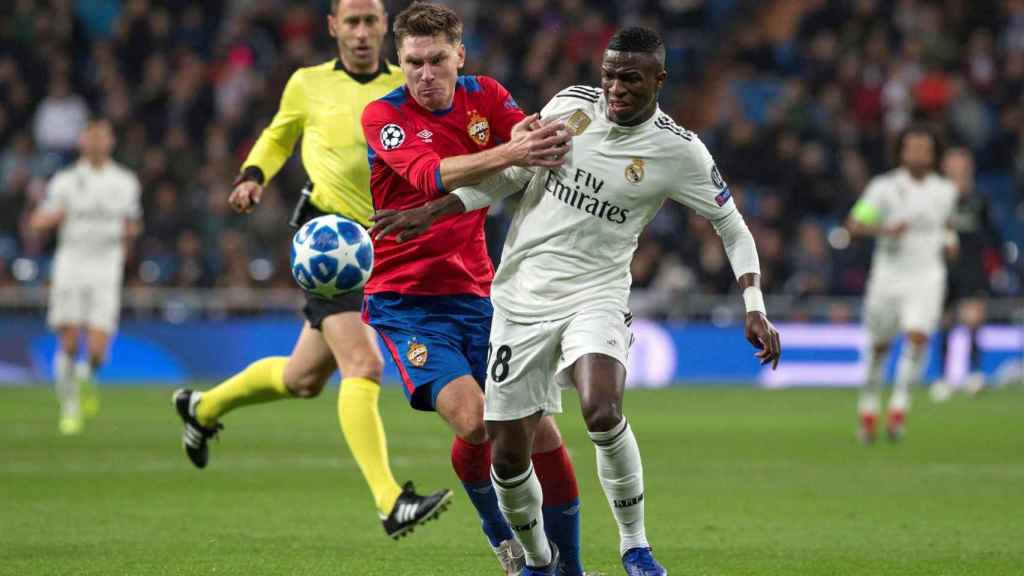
[625,158,645,184]
[566,109,592,136]
[380,124,405,151]
[467,111,491,146]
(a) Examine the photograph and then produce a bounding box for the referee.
[172,0,451,539]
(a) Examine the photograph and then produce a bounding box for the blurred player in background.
[847,125,957,443]
[360,4,592,574]
[29,118,142,435]
[372,26,781,576]
[930,147,1003,401]
[170,0,451,539]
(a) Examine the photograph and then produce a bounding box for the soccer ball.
[291,215,373,299]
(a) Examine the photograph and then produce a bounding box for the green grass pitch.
[2,385,1022,575]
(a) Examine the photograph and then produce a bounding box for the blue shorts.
[363,293,492,411]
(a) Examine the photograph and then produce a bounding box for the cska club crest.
[407,341,428,367]
[625,159,645,184]
[467,111,490,146]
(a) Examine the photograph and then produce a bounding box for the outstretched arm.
[437,115,566,190]
[370,166,534,242]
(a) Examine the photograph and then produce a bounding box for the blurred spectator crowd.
[0,0,1022,311]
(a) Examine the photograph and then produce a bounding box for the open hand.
[507,114,571,168]
[228,181,263,213]
[745,312,781,369]
[370,206,434,243]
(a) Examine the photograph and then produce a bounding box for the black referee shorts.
[291,191,367,330]
[303,289,365,330]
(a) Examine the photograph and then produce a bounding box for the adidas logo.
[417,129,433,142]
[511,519,538,532]
[613,493,644,508]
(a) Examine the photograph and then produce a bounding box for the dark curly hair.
[607,26,665,65]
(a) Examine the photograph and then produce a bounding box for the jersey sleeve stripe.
[654,116,694,141]
[555,86,601,101]
[434,167,446,194]
[555,94,599,102]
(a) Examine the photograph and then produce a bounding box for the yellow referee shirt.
[242,59,405,227]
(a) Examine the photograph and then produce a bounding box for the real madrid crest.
[467,110,490,146]
[407,341,428,367]
[566,109,592,136]
[625,159,645,184]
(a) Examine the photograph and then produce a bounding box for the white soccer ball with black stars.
[291,215,373,299]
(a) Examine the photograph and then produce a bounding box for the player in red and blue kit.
[360,4,588,575]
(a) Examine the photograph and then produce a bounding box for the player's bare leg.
[78,327,110,418]
[859,341,890,444]
[574,353,665,576]
[280,322,339,396]
[54,325,82,435]
[488,413,558,574]
[889,331,930,440]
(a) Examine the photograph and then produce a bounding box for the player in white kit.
[30,119,142,435]
[846,125,957,443]
[370,27,782,576]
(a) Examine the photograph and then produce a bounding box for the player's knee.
[491,442,531,479]
[582,402,622,433]
[454,415,488,444]
[283,371,327,398]
[88,351,107,367]
[338,349,384,383]
[58,330,79,356]
[533,417,563,453]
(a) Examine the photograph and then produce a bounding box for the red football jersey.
[361,75,525,296]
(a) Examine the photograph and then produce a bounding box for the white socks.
[589,418,649,555]
[859,346,886,415]
[54,351,78,419]
[891,343,927,413]
[75,360,93,384]
[492,464,551,567]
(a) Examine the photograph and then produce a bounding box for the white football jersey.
[859,168,957,280]
[491,86,736,322]
[42,159,141,284]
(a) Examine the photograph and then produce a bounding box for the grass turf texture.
[2,386,1022,576]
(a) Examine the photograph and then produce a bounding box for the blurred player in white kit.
[847,125,957,443]
[30,118,142,435]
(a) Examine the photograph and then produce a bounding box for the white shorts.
[864,274,945,344]
[483,306,633,421]
[47,280,121,333]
